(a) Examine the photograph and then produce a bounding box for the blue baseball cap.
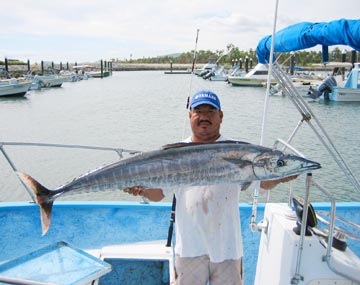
[190,90,221,110]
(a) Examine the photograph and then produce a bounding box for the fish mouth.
[291,160,321,176]
[307,161,321,170]
[303,159,321,170]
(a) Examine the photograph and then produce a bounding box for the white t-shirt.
[162,135,246,263]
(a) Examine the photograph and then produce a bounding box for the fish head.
[252,150,321,180]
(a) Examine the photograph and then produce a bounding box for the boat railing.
[272,140,360,283]
[0,141,141,203]
[308,176,360,283]
[271,61,360,193]
[306,175,359,284]
[269,62,360,284]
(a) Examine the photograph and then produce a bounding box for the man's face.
[189,104,223,142]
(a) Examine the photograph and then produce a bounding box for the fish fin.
[240,182,252,191]
[162,142,190,149]
[162,140,250,150]
[219,140,250,145]
[17,172,54,236]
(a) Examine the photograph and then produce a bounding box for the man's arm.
[260,175,298,190]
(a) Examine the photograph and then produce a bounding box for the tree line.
[114,44,357,67]
[1,45,357,67]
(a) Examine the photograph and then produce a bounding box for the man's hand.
[260,175,298,190]
[124,186,165,202]
[124,186,145,196]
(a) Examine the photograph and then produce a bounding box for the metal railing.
[0,141,140,202]
[269,62,360,284]
[271,62,360,193]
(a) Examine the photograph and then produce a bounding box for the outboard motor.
[203,71,214,80]
[309,76,337,100]
[199,69,210,77]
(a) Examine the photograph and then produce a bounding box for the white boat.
[224,67,247,84]
[306,62,360,101]
[59,70,89,82]
[0,78,32,97]
[202,66,228,81]
[1,18,360,285]
[0,132,359,285]
[270,73,324,96]
[194,55,225,77]
[253,18,360,284]
[33,74,68,88]
[328,62,360,101]
[270,81,314,96]
[1,67,359,284]
[227,63,277,87]
[193,62,218,76]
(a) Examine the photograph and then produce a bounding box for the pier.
[0,58,113,78]
[1,58,197,77]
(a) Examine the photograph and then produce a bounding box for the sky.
[1,0,359,64]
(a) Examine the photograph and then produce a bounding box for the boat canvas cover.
[256,19,360,64]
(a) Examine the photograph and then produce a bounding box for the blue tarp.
[256,19,360,64]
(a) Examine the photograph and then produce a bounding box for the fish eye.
[277,159,286,167]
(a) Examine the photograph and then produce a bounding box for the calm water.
[1,71,359,203]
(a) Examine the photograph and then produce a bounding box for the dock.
[164,71,191,74]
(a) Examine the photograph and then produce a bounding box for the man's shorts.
[175,254,243,285]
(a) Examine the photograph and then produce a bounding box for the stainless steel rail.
[271,62,360,193]
[0,141,140,202]
[270,63,360,284]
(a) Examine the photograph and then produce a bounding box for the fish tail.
[17,172,54,236]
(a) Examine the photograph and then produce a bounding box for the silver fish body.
[58,141,319,192]
[19,141,321,234]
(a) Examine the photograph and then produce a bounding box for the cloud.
[1,0,359,62]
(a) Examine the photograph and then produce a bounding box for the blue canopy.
[256,19,360,64]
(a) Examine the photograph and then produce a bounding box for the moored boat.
[1,17,360,285]
[256,18,360,102]
[253,18,360,284]
[193,56,223,77]
[269,72,325,96]
[320,62,360,101]
[203,66,229,81]
[193,62,218,76]
[88,70,110,78]
[0,79,32,97]
[227,63,277,87]
[33,74,68,88]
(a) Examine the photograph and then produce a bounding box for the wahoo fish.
[18,141,321,235]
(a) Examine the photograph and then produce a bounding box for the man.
[125,90,296,284]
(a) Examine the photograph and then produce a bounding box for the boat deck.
[0,201,359,284]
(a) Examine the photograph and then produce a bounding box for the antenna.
[181,29,200,140]
[249,0,279,232]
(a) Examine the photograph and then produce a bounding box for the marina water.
[1,71,359,203]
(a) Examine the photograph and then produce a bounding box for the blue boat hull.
[0,201,359,284]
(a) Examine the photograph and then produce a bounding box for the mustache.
[198,120,212,125]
